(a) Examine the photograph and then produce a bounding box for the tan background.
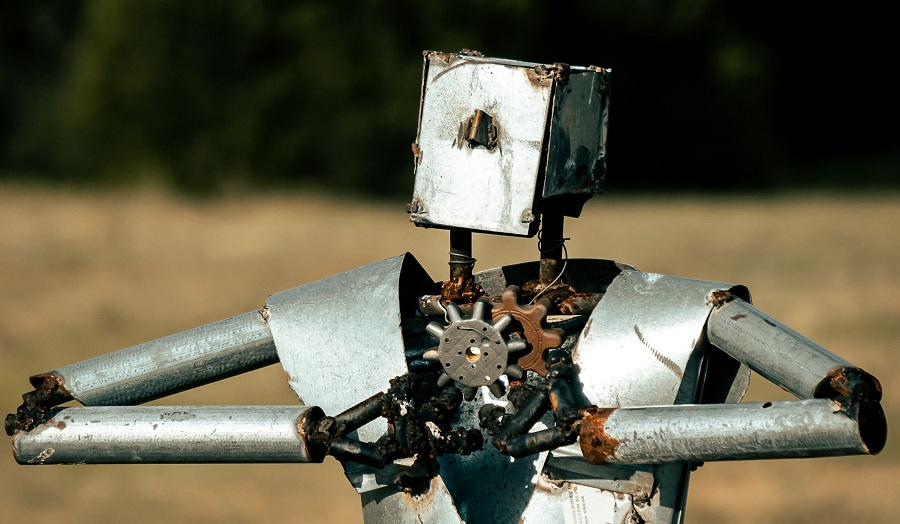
[1,185,896,522]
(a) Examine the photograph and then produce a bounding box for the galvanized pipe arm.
[12,405,327,465]
[573,293,887,466]
[6,308,280,436]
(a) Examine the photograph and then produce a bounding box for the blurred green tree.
[0,1,896,194]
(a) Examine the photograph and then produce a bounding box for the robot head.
[408,50,611,237]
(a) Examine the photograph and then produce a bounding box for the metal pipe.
[327,438,385,469]
[35,310,279,406]
[539,198,565,287]
[12,405,326,464]
[493,390,550,453]
[579,399,886,466]
[707,298,881,401]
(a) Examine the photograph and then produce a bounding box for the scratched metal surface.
[411,53,552,236]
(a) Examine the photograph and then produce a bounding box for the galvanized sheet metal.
[360,476,463,524]
[13,406,322,464]
[267,254,431,445]
[573,270,748,408]
[412,54,553,236]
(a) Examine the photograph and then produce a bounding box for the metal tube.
[505,427,576,458]
[327,438,385,469]
[493,390,550,453]
[579,399,886,466]
[36,310,279,406]
[12,405,325,465]
[333,392,388,435]
[707,298,881,400]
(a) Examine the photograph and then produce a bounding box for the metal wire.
[531,231,569,304]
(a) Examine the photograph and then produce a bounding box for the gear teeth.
[472,299,487,321]
[490,285,565,376]
[493,313,512,332]
[446,302,463,323]
[437,371,454,388]
[463,386,478,401]
[531,299,551,316]
[507,339,528,353]
[423,349,440,361]
[426,322,446,339]
[488,380,506,398]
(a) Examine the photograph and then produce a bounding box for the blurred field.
[1,184,897,522]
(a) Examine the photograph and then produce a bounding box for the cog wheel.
[490,285,565,376]
[423,300,526,392]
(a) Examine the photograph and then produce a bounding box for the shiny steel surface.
[13,406,322,464]
[267,254,431,445]
[573,270,750,407]
[708,297,854,399]
[578,399,880,464]
[412,53,552,235]
[42,310,277,406]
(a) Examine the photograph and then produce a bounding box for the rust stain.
[708,289,735,308]
[579,406,619,465]
[582,318,593,337]
[814,366,883,402]
[730,313,747,321]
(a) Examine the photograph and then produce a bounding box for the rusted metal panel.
[13,406,325,464]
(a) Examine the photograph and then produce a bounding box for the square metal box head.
[408,50,611,237]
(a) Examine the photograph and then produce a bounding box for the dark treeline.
[1,1,897,195]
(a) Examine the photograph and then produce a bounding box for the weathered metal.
[489,286,564,376]
[579,399,886,465]
[4,50,889,524]
[12,406,325,464]
[266,254,433,446]
[573,271,753,408]
[23,310,278,407]
[409,52,610,236]
[424,301,513,389]
[707,296,882,401]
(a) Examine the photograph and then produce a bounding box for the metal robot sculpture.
[5,51,887,524]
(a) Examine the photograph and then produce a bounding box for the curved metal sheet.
[573,270,749,408]
[267,253,433,444]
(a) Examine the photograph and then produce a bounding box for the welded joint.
[5,373,73,436]
[707,289,735,308]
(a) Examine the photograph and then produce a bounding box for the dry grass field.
[1,184,897,522]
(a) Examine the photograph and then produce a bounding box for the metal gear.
[490,285,565,376]
[423,300,526,392]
